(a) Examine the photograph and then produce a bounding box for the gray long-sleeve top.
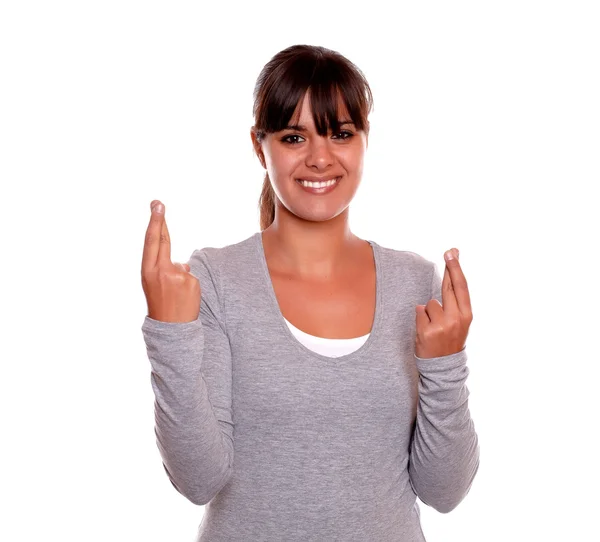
[141,231,480,541]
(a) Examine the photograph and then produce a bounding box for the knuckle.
[141,264,155,279]
[141,269,157,288]
[157,266,176,280]
[447,318,460,332]
[421,326,435,341]
[144,230,157,245]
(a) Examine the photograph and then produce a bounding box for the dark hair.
[251,45,374,231]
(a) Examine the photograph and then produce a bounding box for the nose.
[305,136,334,170]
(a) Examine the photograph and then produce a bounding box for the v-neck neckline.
[253,231,384,363]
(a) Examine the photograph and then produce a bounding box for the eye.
[281,134,305,144]
[333,130,354,140]
[281,131,354,145]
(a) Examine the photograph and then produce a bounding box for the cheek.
[270,151,301,180]
[338,150,363,174]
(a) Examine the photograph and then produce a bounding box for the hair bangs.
[256,51,371,138]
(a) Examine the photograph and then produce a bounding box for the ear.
[250,127,266,169]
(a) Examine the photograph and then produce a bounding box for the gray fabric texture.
[141,231,480,541]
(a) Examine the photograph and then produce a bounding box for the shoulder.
[372,240,435,278]
[370,239,436,305]
[182,233,257,328]
[189,232,256,272]
[186,232,258,293]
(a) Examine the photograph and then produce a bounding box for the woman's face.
[252,91,368,223]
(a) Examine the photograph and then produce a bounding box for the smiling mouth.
[295,176,341,187]
[295,176,342,194]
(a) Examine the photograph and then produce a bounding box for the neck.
[261,207,363,280]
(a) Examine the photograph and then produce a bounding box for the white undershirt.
[283,317,370,358]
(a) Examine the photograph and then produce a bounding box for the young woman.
[141,44,480,542]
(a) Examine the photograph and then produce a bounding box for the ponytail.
[258,172,275,230]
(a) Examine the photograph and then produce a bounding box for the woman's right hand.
[141,200,201,323]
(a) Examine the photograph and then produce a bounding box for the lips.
[296,176,341,183]
[295,176,341,195]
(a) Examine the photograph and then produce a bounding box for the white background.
[1,1,598,541]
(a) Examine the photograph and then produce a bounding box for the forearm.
[408,348,480,513]
[142,315,233,506]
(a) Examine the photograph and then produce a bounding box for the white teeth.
[298,177,339,188]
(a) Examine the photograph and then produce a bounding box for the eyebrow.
[283,120,355,131]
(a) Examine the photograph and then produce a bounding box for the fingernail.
[453,248,459,259]
[445,250,454,261]
[155,203,164,214]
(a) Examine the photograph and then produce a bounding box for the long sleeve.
[408,261,480,513]
[140,248,234,506]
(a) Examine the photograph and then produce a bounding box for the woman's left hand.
[415,248,473,359]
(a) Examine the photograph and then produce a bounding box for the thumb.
[174,262,190,272]
[415,304,429,329]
